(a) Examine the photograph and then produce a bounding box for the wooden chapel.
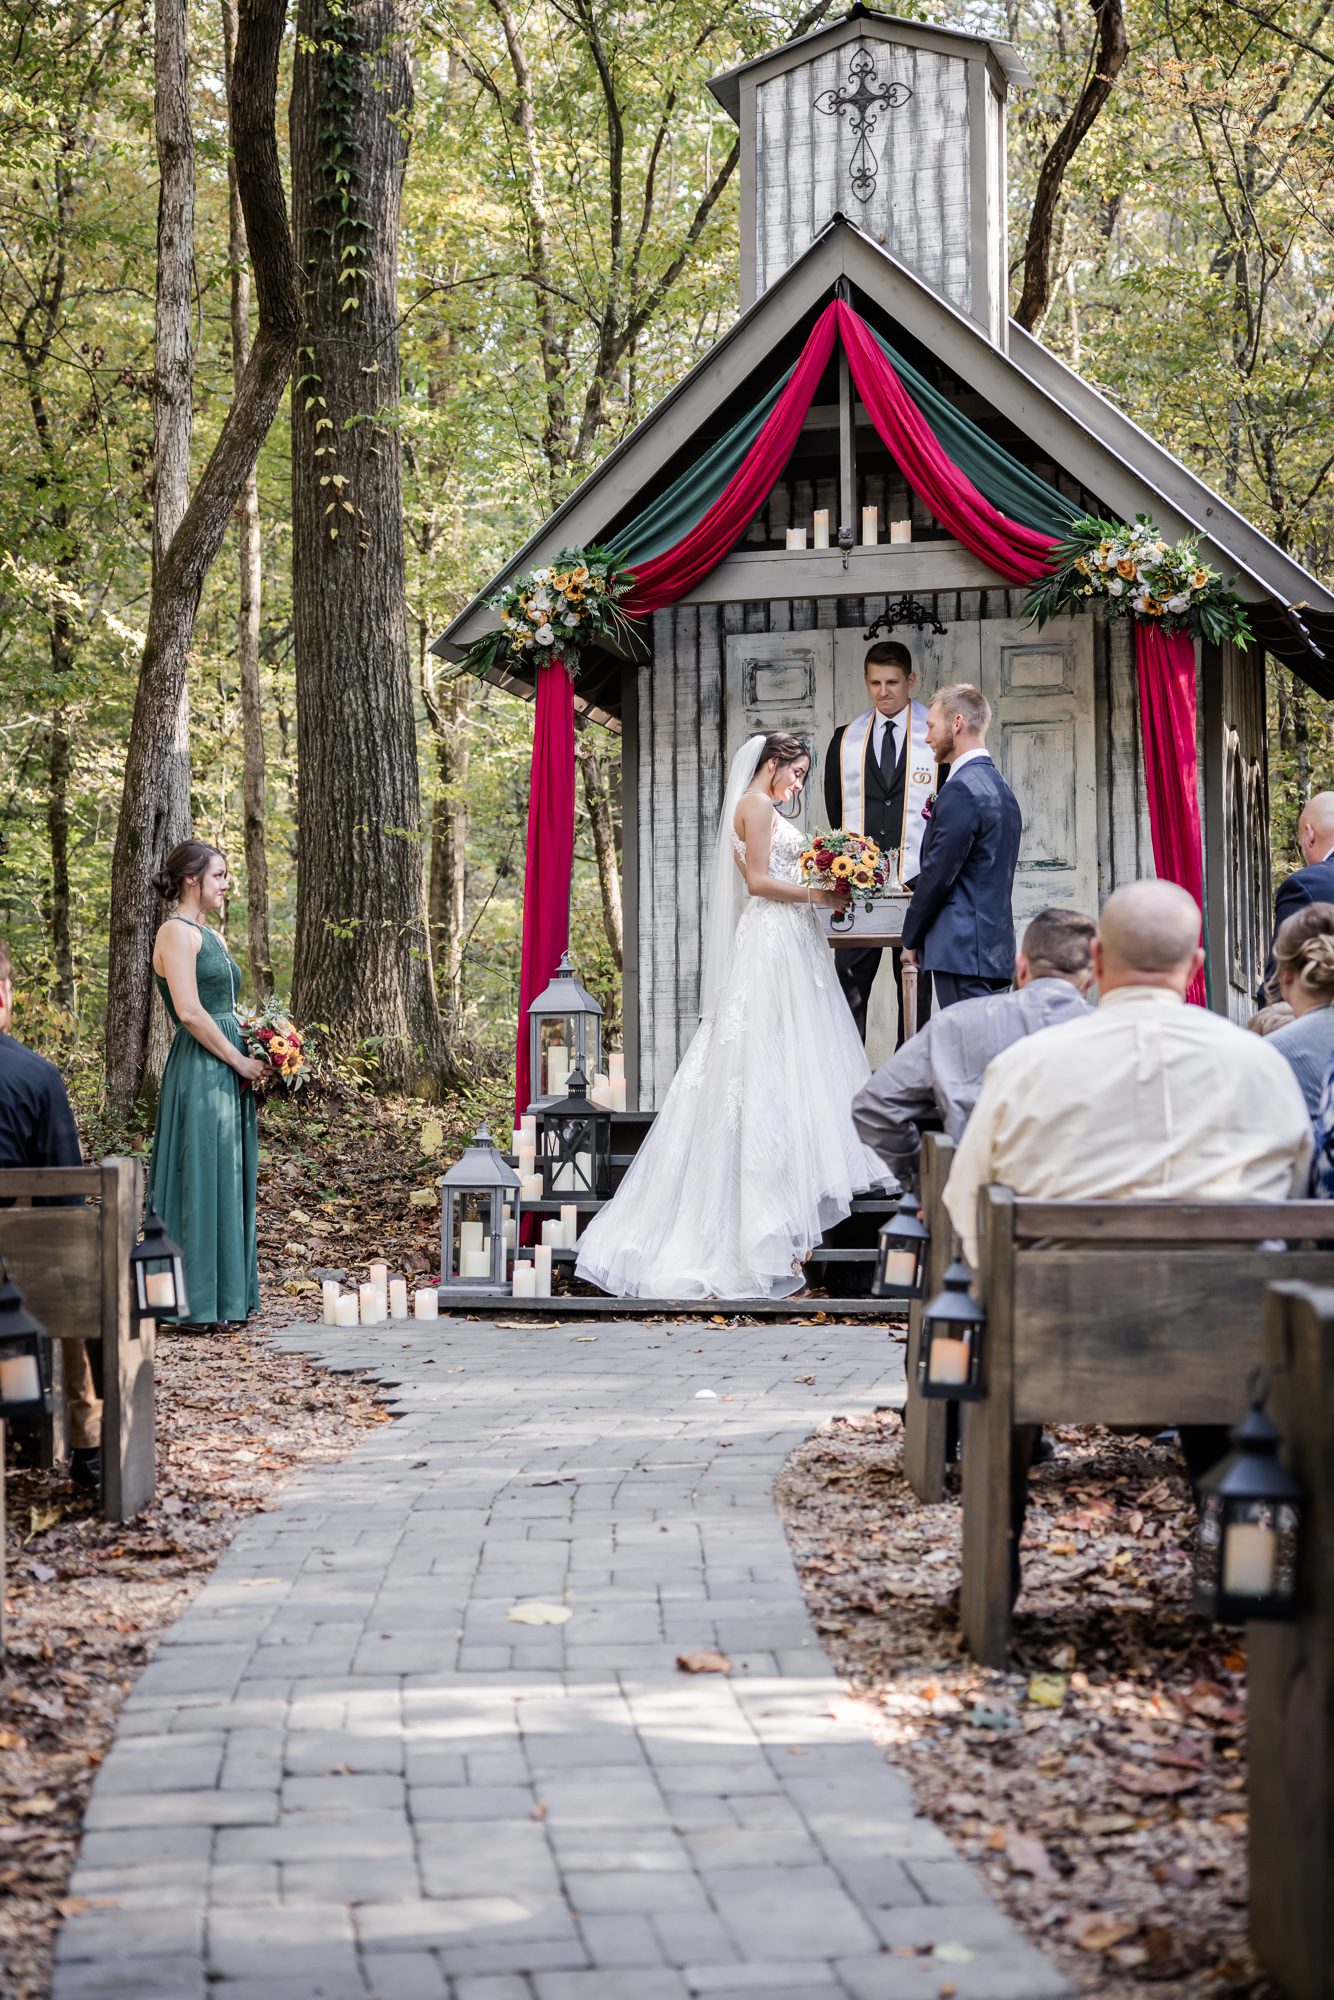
[435,5,1334,1103]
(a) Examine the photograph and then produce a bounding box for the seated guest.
[1264,903,1334,1117]
[1259,791,1334,999]
[851,907,1096,1189]
[0,939,101,1489]
[1248,1001,1294,1037]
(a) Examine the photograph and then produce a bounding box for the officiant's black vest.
[826,718,910,850]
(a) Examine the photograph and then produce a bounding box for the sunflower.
[831,856,854,879]
[800,850,817,871]
[851,866,875,889]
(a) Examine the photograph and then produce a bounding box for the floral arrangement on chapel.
[238,999,307,1092]
[800,830,898,912]
[1023,514,1253,648]
[457,546,636,681]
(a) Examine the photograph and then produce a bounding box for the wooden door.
[724,629,835,836]
[978,617,1097,930]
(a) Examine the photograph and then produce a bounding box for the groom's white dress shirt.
[943,984,1313,1265]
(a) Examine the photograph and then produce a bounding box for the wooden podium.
[818,895,917,1038]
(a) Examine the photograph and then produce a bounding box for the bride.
[575,731,891,1300]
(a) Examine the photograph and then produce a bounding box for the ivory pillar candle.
[0,1354,41,1404]
[512,1261,537,1299]
[389,1278,409,1320]
[861,505,879,545]
[503,1216,518,1250]
[533,1244,553,1296]
[785,526,807,550]
[607,1053,625,1084]
[520,1115,537,1146]
[1222,1520,1277,1595]
[927,1336,971,1387]
[889,517,913,544]
[881,1249,920,1290]
[359,1284,382,1326]
[144,1270,176,1309]
[335,1293,359,1327]
[610,1080,627,1113]
[459,1221,484,1254]
[322,1279,341,1325]
[460,1248,491,1280]
[520,1173,544,1203]
[369,1262,388,1288]
[560,1203,578,1250]
[546,1042,568,1095]
[540,1218,562,1247]
[413,1287,438,1320]
[511,1127,524,1157]
[813,508,830,549]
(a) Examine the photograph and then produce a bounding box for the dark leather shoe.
[69,1446,101,1492]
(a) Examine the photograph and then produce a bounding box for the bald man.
[1260,792,1334,1000]
[945,879,1312,1266]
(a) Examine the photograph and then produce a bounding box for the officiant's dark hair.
[865,641,913,676]
[152,840,226,902]
[757,731,808,774]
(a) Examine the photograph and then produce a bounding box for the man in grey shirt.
[852,907,1097,1188]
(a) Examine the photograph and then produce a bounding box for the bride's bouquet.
[800,830,897,914]
[237,999,307,1092]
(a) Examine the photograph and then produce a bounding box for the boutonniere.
[921,798,933,821]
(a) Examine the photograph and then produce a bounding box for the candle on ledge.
[321,1279,340,1326]
[861,505,879,546]
[607,1052,625,1084]
[520,1114,537,1147]
[533,1244,553,1297]
[889,517,913,545]
[335,1293,359,1327]
[1222,1519,1277,1595]
[511,1126,524,1157]
[359,1283,382,1326]
[560,1203,578,1250]
[389,1277,409,1320]
[610,1080,627,1113]
[927,1336,971,1387]
[540,1218,563,1248]
[590,1072,613,1109]
[460,1249,491,1280]
[785,526,807,550]
[520,1172,544,1203]
[812,508,830,549]
[144,1270,176,1309]
[369,1261,388,1289]
[503,1215,517,1250]
[0,1354,41,1403]
[413,1287,438,1320]
[512,1261,537,1299]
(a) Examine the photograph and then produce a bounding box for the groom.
[824,640,935,1046]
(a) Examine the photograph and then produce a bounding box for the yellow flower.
[831,856,854,879]
[1117,558,1138,580]
[800,850,817,870]
[851,867,874,889]
[860,838,879,858]
[1074,556,1089,575]
[551,572,572,592]
[1191,569,1209,589]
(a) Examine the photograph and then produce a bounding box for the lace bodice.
[732,806,806,887]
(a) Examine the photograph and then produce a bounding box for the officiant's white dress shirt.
[873,709,906,772]
[943,984,1313,1264]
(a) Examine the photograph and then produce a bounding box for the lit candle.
[610,1080,627,1113]
[369,1262,388,1289]
[1222,1520,1277,1595]
[413,1287,438,1320]
[607,1054,625,1085]
[359,1284,382,1326]
[540,1217,562,1247]
[521,1173,544,1203]
[335,1293,359,1327]
[927,1336,971,1387]
[0,1354,41,1404]
[533,1244,553,1296]
[889,517,913,545]
[880,1249,919,1289]
[144,1270,176,1309]
[389,1278,409,1320]
[512,1261,537,1299]
[785,526,807,550]
[861,505,879,546]
[322,1279,340,1325]
[812,509,830,549]
[560,1203,578,1250]
[520,1115,537,1146]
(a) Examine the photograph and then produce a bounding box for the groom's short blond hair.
[931,682,990,735]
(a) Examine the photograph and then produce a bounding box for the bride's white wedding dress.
[575,790,888,1301]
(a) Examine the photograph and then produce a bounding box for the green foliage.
[458,548,636,681]
[1024,513,1253,647]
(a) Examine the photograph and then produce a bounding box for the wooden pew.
[1247,1281,1334,2000]
[961,1186,1334,1668]
[903,1132,956,1502]
[0,1160,152,1524]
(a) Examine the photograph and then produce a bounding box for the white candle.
[785,526,807,550]
[590,1083,613,1109]
[503,1216,517,1249]
[459,1221,483,1254]
[608,1054,625,1084]
[413,1287,438,1320]
[889,517,913,545]
[1222,1520,1277,1595]
[512,1261,537,1299]
[511,1126,524,1157]
[322,1279,341,1325]
[610,1080,627,1113]
[533,1245,553,1297]
[560,1203,578,1250]
[0,1354,41,1404]
[552,1164,573,1194]
[540,1218,562,1247]
[461,1248,491,1280]
[144,1270,176,1309]
[373,1287,388,1322]
[521,1172,544,1203]
[335,1293,359,1326]
[813,508,830,549]
[880,1249,919,1290]
[369,1262,388,1288]
[359,1284,382,1326]
[520,1114,537,1143]
[861,505,879,546]
[546,1042,568,1095]
[389,1278,409,1320]
[927,1336,971,1387]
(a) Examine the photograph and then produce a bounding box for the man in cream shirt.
[945,879,1313,1268]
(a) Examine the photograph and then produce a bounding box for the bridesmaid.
[148,841,266,1330]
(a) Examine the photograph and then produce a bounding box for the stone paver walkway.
[54,1318,1068,2000]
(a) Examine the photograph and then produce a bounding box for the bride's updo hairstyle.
[1275,901,1334,1004]
[758,731,809,783]
[152,839,226,903]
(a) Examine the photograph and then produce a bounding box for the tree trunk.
[578,727,623,972]
[47,530,76,1013]
[290,0,446,1087]
[424,668,470,1024]
[221,0,273,1002]
[103,0,301,1121]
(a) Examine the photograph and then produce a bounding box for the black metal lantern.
[538,1067,611,1201]
[129,1202,188,1331]
[526,952,604,1109]
[440,1125,521,1293]
[917,1258,986,1401]
[873,1189,930,1301]
[0,1262,53,1419]
[1193,1384,1303,1625]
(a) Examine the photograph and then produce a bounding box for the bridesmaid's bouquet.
[800,830,897,913]
[238,999,307,1092]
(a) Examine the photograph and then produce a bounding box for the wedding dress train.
[574,784,888,1301]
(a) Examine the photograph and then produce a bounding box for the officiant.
[824,641,935,1045]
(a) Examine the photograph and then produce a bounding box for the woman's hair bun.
[150,868,174,898]
[154,839,224,903]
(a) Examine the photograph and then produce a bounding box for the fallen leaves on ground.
[507,1602,572,1625]
[676,1649,733,1675]
[775,1414,1279,2000]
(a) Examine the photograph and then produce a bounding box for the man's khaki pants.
[61,1338,102,1452]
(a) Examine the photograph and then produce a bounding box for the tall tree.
[103,0,301,1120]
[289,0,447,1085]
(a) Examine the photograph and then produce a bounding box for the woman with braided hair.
[1267,902,1334,1119]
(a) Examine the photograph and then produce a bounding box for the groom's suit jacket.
[901,753,1022,979]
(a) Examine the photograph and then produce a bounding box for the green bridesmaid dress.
[148,920,259,1324]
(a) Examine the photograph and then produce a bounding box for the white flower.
[1107,578,1124,596]
[1165,594,1188,614]
[563,613,579,627]
[534,622,555,646]
[533,568,551,584]
[531,592,552,614]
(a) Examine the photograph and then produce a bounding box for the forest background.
[2,0,1332,1125]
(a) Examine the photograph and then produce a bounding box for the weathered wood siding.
[1204,639,1269,1022]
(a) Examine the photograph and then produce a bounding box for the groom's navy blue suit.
[901,754,1022,1010]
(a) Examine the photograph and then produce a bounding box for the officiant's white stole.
[838,701,933,883]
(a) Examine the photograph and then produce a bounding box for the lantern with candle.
[440,1126,520,1293]
[538,1067,611,1202]
[1193,1380,1303,1624]
[873,1191,930,1301]
[128,1203,189,1333]
[527,952,603,1109]
[0,1262,53,1419]
[916,1258,986,1399]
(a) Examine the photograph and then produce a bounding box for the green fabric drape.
[866,328,1080,538]
[612,372,790,567]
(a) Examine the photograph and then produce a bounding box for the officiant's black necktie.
[878,717,899,788]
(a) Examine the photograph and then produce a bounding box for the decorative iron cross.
[814,50,912,203]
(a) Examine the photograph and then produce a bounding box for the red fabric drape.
[516,662,577,1117]
[1135,623,1207,1007]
